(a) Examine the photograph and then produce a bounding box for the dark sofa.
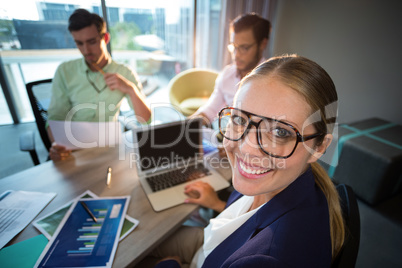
[319,118,402,268]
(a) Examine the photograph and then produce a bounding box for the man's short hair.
[68,9,106,35]
[231,13,271,43]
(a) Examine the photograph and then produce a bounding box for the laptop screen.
[135,119,202,172]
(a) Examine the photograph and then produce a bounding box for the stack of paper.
[34,194,132,268]
[0,190,56,249]
[0,191,138,268]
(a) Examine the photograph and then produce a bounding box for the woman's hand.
[155,256,182,268]
[184,181,227,213]
[49,143,71,161]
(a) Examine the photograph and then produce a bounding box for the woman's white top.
[191,195,263,268]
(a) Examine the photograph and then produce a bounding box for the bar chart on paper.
[68,211,106,255]
[35,197,129,268]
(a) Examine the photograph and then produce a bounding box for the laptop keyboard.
[146,163,212,192]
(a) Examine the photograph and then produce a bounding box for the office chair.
[168,68,218,116]
[19,79,53,165]
[332,184,361,268]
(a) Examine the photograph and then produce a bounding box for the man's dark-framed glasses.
[227,42,256,54]
[218,107,325,159]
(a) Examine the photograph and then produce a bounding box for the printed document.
[35,196,129,268]
[0,190,56,249]
[48,120,122,150]
[33,190,138,242]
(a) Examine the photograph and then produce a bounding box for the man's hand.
[188,112,211,127]
[184,181,226,213]
[103,72,151,123]
[103,73,134,94]
[49,143,72,161]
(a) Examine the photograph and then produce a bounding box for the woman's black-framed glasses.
[218,107,325,159]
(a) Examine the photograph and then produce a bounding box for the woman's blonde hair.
[241,54,345,259]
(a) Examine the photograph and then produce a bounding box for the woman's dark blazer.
[155,167,332,268]
[202,167,332,268]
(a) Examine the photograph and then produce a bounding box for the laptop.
[132,118,230,212]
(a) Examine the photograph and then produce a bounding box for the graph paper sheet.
[34,196,130,268]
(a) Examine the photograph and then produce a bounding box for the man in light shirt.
[192,13,271,126]
[47,9,151,161]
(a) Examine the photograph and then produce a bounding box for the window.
[0,0,88,124]
[105,1,194,78]
[0,83,12,124]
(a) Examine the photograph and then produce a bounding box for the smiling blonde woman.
[153,55,345,268]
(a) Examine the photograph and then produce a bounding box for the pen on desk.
[0,190,12,201]
[80,201,98,223]
[106,166,112,187]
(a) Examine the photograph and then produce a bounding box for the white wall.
[272,0,402,125]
